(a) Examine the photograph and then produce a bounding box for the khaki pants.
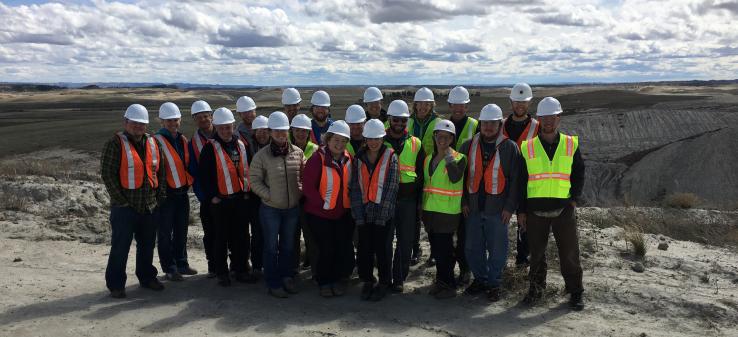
[527,205,583,294]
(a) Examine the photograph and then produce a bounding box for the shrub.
[664,193,699,209]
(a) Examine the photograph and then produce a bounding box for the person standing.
[363,87,387,122]
[236,96,258,148]
[282,88,302,122]
[101,104,166,298]
[345,105,367,156]
[290,113,319,274]
[310,90,334,145]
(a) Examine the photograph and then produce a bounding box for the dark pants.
[300,208,319,276]
[260,204,299,289]
[392,198,417,285]
[105,206,158,291]
[357,222,394,285]
[248,198,263,270]
[516,224,529,264]
[527,205,583,294]
[157,193,190,274]
[308,213,355,287]
[199,199,215,273]
[211,197,249,276]
[455,218,469,273]
[429,232,455,287]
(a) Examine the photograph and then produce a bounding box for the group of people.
[100,83,586,311]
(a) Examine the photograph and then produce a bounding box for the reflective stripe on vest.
[117,132,159,189]
[357,147,394,204]
[455,117,478,151]
[503,117,539,147]
[191,130,209,162]
[154,134,193,188]
[422,149,465,214]
[211,139,250,196]
[466,133,506,195]
[521,134,578,199]
[318,150,351,210]
[384,136,421,184]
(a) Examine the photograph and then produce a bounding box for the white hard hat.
[479,104,503,121]
[236,96,257,112]
[191,100,212,115]
[268,111,290,130]
[282,88,302,105]
[290,113,312,130]
[252,115,269,129]
[363,87,383,103]
[387,100,410,117]
[447,86,470,104]
[327,120,350,139]
[433,119,456,135]
[311,90,331,107]
[414,87,435,102]
[124,104,149,124]
[510,83,533,102]
[158,102,181,120]
[362,119,386,138]
[345,105,367,123]
[212,107,235,125]
[536,97,563,117]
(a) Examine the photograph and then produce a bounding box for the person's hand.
[211,196,221,204]
[501,210,512,225]
[462,205,470,218]
[517,213,527,232]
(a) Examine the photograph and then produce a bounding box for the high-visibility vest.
[318,149,351,210]
[346,141,357,157]
[117,132,160,190]
[210,139,250,196]
[503,117,539,147]
[154,134,193,189]
[191,129,210,162]
[521,133,578,199]
[466,133,506,195]
[455,117,479,151]
[357,147,394,204]
[422,150,465,215]
[383,136,421,183]
[304,141,318,160]
[408,117,439,157]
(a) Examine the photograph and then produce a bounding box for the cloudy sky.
[1,0,737,85]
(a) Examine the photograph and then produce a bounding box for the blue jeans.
[464,212,508,287]
[105,206,158,291]
[260,204,299,289]
[157,193,190,274]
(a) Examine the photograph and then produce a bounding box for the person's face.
[538,114,561,134]
[292,128,309,143]
[312,106,329,122]
[449,103,467,119]
[327,134,348,155]
[434,131,454,151]
[193,112,213,130]
[414,102,432,119]
[389,116,407,134]
[239,110,256,124]
[366,138,382,152]
[124,119,147,137]
[284,103,300,120]
[365,101,382,118]
[254,129,270,145]
[480,120,501,140]
[215,123,234,141]
[511,101,530,117]
[348,122,364,139]
[270,129,288,145]
[161,118,180,134]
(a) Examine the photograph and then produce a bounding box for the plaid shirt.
[349,146,399,226]
[100,132,167,214]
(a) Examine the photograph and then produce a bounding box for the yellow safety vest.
[521,133,578,199]
[455,117,478,151]
[408,117,439,157]
[384,136,421,184]
[422,150,465,214]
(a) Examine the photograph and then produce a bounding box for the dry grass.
[664,192,700,209]
[0,191,29,212]
[0,159,98,182]
[623,224,647,259]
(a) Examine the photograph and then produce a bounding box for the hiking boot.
[457,270,472,286]
[487,287,501,302]
[320,286,334,298]
[165,272,184,282]
[463,279,487,295]
[178,266,198,275]
[110,289,126,299]
[283,277,298,294]
[268,287,289,298]
[434,283,457,300]
[140,279,165,291]
[217,275,231,287]
[235,272,258,284]
[568,292,584,311]
[370,284,389,302]
[390,283,404,293]
[361,282,374,301]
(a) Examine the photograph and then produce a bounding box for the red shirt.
[303,147,350,220]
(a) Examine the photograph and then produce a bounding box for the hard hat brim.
[509,96,533,102]
[191,110,213,116]
[126,117,149,124]
[291,125,312,130]
[447,99,471,104]
[282,98,302,105]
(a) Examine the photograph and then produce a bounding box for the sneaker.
[217,275,231,287]
[140,279,165,291]
[178,266,198,275]
[390,283,404,293]
[283,277,298,294]
[165,272,184,282]
[109,289,126,299]
[370,284,389,302]
[568,292,584,311]
[457,270,472,286]
[268,287,289,298]
[320,286,334,298]
[361,282,374,301]
[487,287,501,302]
[434,283,457,300]
[463,279,487,295]
[235,272,258,284]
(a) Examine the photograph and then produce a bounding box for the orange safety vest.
[503,117,539,147]
[466,133,506,195]
[210,139,250,196]
[117,132,160,189]
[357,147,394,204]
[191,130,210,162]
[318,149,351,210]
[154,134,194,189]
